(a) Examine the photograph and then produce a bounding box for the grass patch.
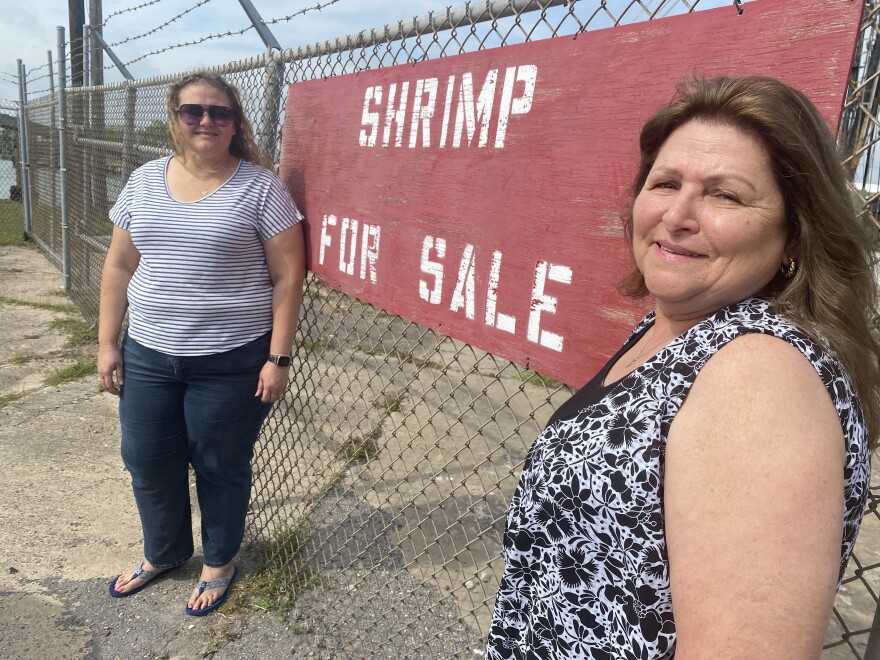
[320,469,347,495]
[340,428,381,464]
[0,295,76,313]
[0,200,25,246]
[375,390,406,413]
[0,392,24,408]
[44,358,96,386]
[236,526,319,614]
[520,370,565,389]
[51,316,98,347]
[11,354,40,365]
[295,335,338,353]
[358,343,441,370]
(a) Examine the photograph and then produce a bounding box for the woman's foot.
[108,560,167,597]
[186,563,237,614]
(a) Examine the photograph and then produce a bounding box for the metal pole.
[82,24,90,86]
[82,24,91,283]
[235,0,282,51]
[89,29,133,80]
[88,0,103,86]
[48,50,56,252]
[258,52,284,165]
[16,60,32,239]
[67,0,85,87]
[57,26,70,293]
[122,83,136,174]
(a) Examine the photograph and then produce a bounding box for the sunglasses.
[176,104,236,127]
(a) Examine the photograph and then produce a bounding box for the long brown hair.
[165,71,269,169]
[622,75,880,448]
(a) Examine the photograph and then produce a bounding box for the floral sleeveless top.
[485,297,870,659]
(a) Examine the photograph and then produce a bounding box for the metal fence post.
[122,82,136,175]
[259,52,284,165]
[48,49,56,252]
[16,60,32,239]
[82,24,92,285]
[57,26,70,293]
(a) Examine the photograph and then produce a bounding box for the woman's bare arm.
[666,333,844,659]
[97,225,140,395]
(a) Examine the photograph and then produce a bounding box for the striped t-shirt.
[109,156,303,356]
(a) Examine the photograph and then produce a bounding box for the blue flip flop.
[184,567,238,616]
[108,562,172,598]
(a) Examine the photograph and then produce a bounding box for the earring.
[780,258,797,279]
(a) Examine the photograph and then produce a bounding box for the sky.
[0,0,451,104]
[0,0,735,107]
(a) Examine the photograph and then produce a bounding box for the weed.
[0,295,76,313]
[295,335,337,353]
[0,392,24,408]
[44,358,96,386]
[320,469,347,495]
[358,343,441,370]
[51,316,98,347]
[204,617,243,653]
[340,431,380,463]
[236,526,319,614]
[520,370,565,389]
[375,390,406,413]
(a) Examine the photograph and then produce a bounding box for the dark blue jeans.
[119,332,272,569]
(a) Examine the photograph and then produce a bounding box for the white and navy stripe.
[110,156,303,356]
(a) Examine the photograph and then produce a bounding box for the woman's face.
[173,83,236,160]
[632,119,788,323]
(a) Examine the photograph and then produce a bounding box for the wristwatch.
[267,354,292,367]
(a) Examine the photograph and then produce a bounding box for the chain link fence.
[0,110,21,238]
[14,0,880,657]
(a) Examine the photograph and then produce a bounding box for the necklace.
[622,326,669,368]
[178,157,231,197]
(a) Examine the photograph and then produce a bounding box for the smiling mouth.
[656,242,702,258]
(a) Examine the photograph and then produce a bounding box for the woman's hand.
[98,343,124,396]
[255,361,290,403]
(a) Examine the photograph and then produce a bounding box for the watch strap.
[267,353,292,367]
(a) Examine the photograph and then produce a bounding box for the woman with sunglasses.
[97,71,305,615]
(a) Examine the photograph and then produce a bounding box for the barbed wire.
[0,72,19,85]
[264,0,345,27]
[117,24,250,68]
[20,36,85,76]
[103,0,166,26]
[107,0,215,49]
[25,72,54,86]
[113,0,347,70]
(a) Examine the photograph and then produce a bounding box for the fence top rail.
[58,0,578,96]
[278,0,574,62]
[64,52,274,95]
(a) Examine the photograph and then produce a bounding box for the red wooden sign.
[280,0,862,387]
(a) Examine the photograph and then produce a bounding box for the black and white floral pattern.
[486,297,871,659]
